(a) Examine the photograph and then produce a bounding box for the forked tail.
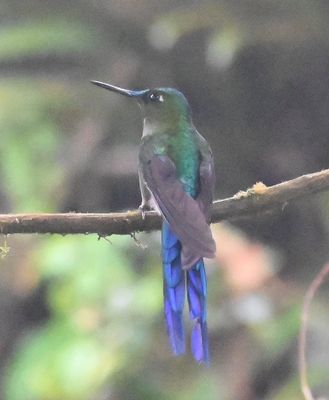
[162,222,209,363]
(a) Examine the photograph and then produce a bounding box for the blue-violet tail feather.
[187,259,209,364]
[162,222,185,355]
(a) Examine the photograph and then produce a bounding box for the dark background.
[0,1,328,399]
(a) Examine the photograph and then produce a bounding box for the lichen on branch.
[0,168,329,235]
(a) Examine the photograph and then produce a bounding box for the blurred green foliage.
[0,81,68,210]
[252,305,301,354]
[0,1,328,400]
[0,19,95,61]
[5,236,162,400]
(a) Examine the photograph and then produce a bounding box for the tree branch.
[0,168,329,235]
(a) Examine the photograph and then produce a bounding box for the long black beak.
[90,80,148,98]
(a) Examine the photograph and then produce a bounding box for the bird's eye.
[148,91,163,103]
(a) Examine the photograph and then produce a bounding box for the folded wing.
[140,154,216,260]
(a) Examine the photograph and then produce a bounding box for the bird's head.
[91,81,192,130]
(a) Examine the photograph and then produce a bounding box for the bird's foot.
[139,203,152,220]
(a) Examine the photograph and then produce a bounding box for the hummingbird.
[91,80,216,364]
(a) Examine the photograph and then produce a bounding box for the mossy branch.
[0,168,329,235]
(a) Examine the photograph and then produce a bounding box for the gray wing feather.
[197,155,215,218]
[140,155,216,259]
[194,133,215,217]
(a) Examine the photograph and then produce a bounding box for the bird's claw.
[139,203,152,220]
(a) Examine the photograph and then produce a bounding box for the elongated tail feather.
[187,259,209,364]
[162,222,185,355]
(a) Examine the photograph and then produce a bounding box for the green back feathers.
[141,88,200,196]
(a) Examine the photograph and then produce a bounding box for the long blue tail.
[187,259,209,364]
[162,222,185,355]
[162,222,209,363]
